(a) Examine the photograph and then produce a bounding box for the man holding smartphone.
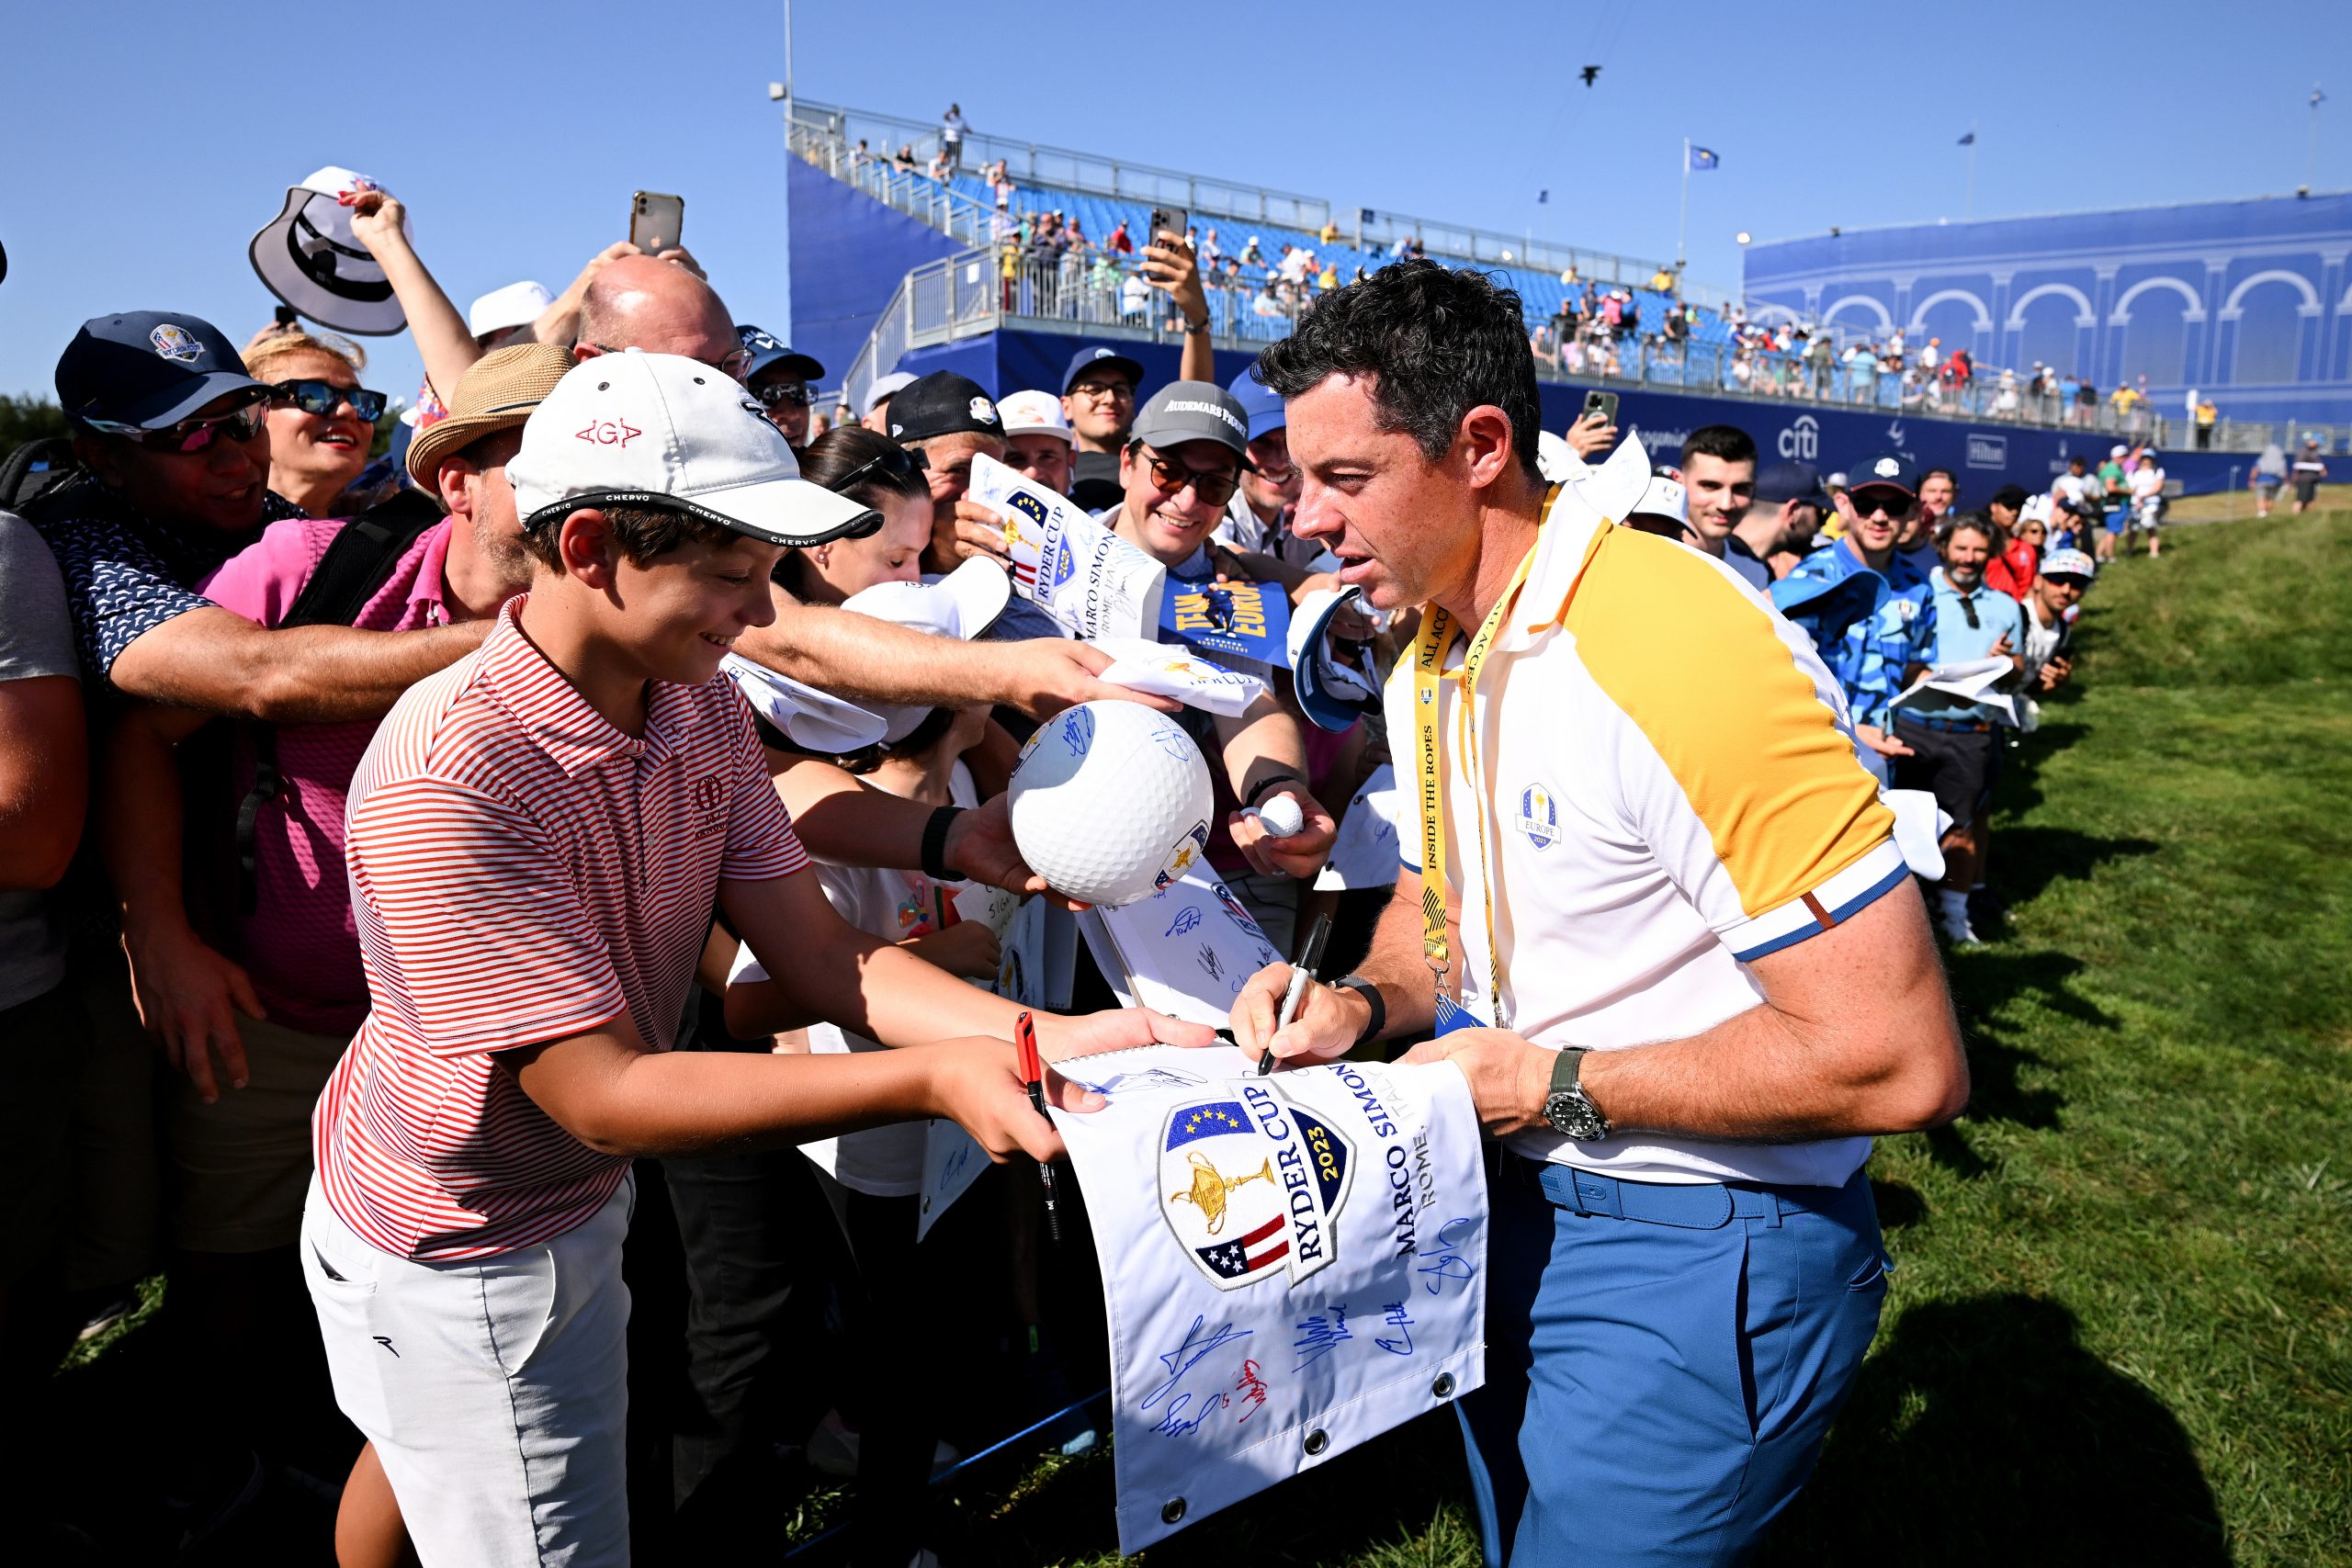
[1060,220,1219,509]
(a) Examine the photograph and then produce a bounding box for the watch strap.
[920,806,964,882]
[1549,1046,1588,1095]
[1330,975,1385,1046]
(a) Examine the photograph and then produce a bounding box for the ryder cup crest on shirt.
[1159,1081,1352,1290]
[1513,783,1560,850]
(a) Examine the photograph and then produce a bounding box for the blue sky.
[5,0,2346,403]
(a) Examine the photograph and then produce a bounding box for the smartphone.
[630,191,685,254]
[1581,389,1619,427]
[1148,207,1189,247]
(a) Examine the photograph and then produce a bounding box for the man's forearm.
[735,603,1001,707]
[1346,875,1440,1042]
[1216,695,1309,802]
[110,609,487,723]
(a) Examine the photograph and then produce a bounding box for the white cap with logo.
[996,389,1075,444]
[509,350,880,547]
[468,280,555,339]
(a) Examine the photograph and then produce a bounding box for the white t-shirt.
[729,761,981,1197]
[2129,466,2165,502]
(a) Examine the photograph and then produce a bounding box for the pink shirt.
[197,516,457,1036]
[317,601,808,1259]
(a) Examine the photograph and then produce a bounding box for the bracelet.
[1331,975,1385,1045]
[920,806,964,882]
[1243,772,1306,808]
[1183,316,1211,334]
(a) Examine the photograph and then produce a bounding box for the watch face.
[1544,1090,1607,1143]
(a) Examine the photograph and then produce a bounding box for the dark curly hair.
[1253,258,1544,482]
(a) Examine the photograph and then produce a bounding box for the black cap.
[55,310,264,430]
[1754,460,1826,505]
[1846,453,1918,498]
[887,372,1003,443]
[1062,344,1145,395]
[1989,483,2030,512]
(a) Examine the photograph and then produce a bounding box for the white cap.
[2041,547,2097,581]
[248,166,409,335]
[2109,445,2127,458]
[468,280,554,340]
[509,351,879,548]
[996,389,1074,444]
[1631,474,1689,527]
[862,370,918,419]
[2019,493,2053,525]
[719,654,888,752]
[841,559,1013,740]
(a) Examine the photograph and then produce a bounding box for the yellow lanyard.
[1412,500,1550,1028]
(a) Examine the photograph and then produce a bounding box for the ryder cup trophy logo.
[1159,1080,1352,1291]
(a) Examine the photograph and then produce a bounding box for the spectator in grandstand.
[1993,368,2021,420]
[940,103,966,166]
[1845,341,1879,405]
[2075,378,2099,427]
[736,327,823,448]
[2196,396,2219,448]
[1674,424,1760,581]
[985,388,1072,498]
[1100,381,1336,942]
[2292,437,2329,513]
[243,327,390,520]
[1736,461,1832,583]
[1894,514,2023,945]
[1775,454,1938,784]
[2018,547,2093,693]
[1106,218,1134,256]
[2129,451,2166,556]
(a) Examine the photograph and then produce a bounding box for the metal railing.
[786,97,1727,305]
[787,119,1001,248]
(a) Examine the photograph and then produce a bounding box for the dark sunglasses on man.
[271,378,389,423]
[1137,447,1240,508]
[1849,489,1917,522]
[752,380,811,410]
[79,389,270,454]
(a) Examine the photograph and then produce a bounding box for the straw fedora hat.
[404,343,574,491]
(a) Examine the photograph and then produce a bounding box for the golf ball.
[1254,794,1305,838]
[1009,701,1213,907]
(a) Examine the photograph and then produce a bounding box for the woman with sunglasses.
[241,328,388,519]
[776,427,933,603]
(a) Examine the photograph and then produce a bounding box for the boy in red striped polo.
[306,351,1206,1568]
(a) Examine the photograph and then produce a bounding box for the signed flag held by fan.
[1050,1043,1487,1553]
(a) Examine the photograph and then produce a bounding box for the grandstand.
[782,99,2266,496]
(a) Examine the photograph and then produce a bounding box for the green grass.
[933,503,2352,1566]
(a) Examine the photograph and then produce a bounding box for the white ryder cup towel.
[1051,1045,1487,1553]
[969,454,1165,640]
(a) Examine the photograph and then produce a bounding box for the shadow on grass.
[1762,1293,2229,1564]
[1986,826,2160,909]
[1924,949,2116,1178]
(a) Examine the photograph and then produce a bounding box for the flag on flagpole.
[1537,189,1550,204]
[1958,130,1976,145]
[2314,85,2329,107]
[1687,145,1720,172]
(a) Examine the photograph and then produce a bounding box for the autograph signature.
[1152,1390,1227,1437]
[1234,1358,1271,1423]
[1140,1315,1253,1412]
[1418,1216,1481,1295]
[1293,1305,1354,1371]
[1374,1302,1415,1355]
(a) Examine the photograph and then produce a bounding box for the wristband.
[920,805,964,882]
[1331,975,1385,1046]
[1244,772,1306,808]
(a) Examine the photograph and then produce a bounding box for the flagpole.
[2308,85,2325,193]
[1965,121,1977,220]
[1678,139,1690,268]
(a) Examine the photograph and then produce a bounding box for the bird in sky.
[1579,64,1601,86]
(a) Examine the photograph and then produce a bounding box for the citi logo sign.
[1778,416,1820,461]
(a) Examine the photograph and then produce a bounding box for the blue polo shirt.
[1907,566,2023,724]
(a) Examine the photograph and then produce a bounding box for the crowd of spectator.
[0,164,2155,1563]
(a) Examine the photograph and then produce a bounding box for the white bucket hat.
[468,280,555,340]
[842,558,1012,740]
[249,166,409,334]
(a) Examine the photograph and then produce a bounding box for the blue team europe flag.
[1688,145,1720,171]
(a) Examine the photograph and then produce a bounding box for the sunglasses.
[271,378,389,423]
[828,443,928,495]
[1138,449,1240,508]
[80,393,269,454]
[1850,491,1917,521]
[752,380,811,409]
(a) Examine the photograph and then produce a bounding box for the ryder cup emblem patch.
[1159,1083,1351,1291]
[149,323,203,365]
[1514,783,1559,849]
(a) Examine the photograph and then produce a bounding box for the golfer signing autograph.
[1230,263,1969,1567]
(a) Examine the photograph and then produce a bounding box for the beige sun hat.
[404,343,574,490]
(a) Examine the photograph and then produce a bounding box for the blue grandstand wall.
[1743,193,2352,429]
[905,329,2263,498]
[786,157,966,380]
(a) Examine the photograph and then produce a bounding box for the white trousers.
[301,1175,636,1567]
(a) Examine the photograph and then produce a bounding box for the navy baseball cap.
[55,311,264,431]
[1847,453,1918,497]
[1754,460,1826,505]
[1228,366,1285,441]
[1062,344,1144,395]
[736,325,824,383]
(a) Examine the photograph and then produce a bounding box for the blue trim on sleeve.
[1729,861,1911,963]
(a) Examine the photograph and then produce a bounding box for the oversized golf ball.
[1009,701,1214,907]
[1252,794,1305,838]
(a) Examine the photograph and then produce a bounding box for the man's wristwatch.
[1541,1048,1611,1142]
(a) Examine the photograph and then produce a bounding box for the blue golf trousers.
[1458,1153,1888,1566]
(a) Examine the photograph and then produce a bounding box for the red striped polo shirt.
[316,598,808,1260]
